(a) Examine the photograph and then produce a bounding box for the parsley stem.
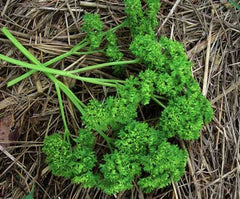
[43,39,88,67]
[0,53,120,87]
[228,0,240,10]
[153,94,167,100]
[0,29,85,116]
[4,20,124,87]
[7,39,88,86]
[151,96,166,108]
[3,21,125,87]
[1,26,89,86]
[73,50,104,55]
[57,81,85,114]
[69,58,140,74]
[8,70,35,87]
[97,130,113,152]
[107,22,126,32]
[0,57,85,114]
[55,83,69,133]
[1,52,127,85]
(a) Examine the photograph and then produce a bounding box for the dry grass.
[0,0,239,198]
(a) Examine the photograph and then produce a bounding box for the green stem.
[106,22,126,33]
[151,96,166,108]
[7,40,88,86]
[43,40,88,67]
[7,46,99,87]
[8,70,36,87]
[3,20,125,87]
[57,80,85,114]
[4,22,125,87]
[153,94,167,100]
[69,58,140,74]
[1,54,85,114]
[0,54,123,87]
[55,83,69,133]
[0,29,85,115]
[1,25,88,86]
[1,27,40,64]
[73,50,104,55]
[98,130,113,152]
[228,0,240,10]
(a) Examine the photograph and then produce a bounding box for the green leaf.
[23,185,35,199]
[82,13,103,49]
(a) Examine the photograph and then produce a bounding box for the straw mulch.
[0,0,239,198]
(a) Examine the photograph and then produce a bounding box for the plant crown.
[43,0,213,194]
[0,0,214,195]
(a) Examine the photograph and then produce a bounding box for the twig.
[1,0,11,17]
[65,0,80,31]
[202,167,238,190]
[38,6,83,12]
[157,0,181,35]
[211,79,240,104]
[0,145,51,198]
[202,10,213,96]
[79,1,124,10]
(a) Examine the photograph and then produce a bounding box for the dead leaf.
[0,114,19,147]
[0,97,16,110]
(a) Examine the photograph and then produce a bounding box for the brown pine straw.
[0,0,240,198]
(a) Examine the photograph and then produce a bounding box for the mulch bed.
[0,0,239,198]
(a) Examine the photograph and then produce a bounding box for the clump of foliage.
[82,13,103,49]
[42,130,97,187]
[0,0,213,195]
[105,31,125,75]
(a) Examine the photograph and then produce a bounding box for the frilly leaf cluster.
[42,0,214,195]
[82,13,103,49]
[42,130,97,187]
